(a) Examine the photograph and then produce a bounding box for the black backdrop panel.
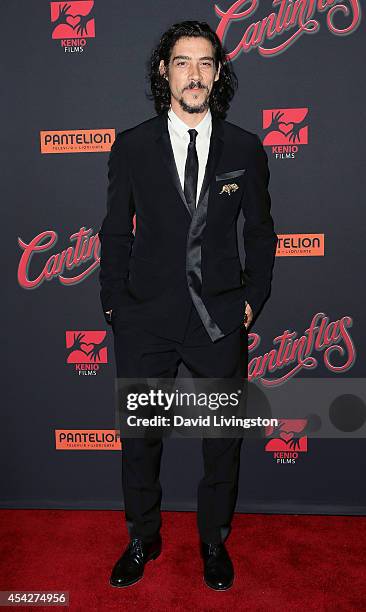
[2,1,365,512]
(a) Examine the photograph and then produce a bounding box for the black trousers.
[112,301,248,544]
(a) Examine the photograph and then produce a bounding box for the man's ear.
[159,59,168,80]
[214,62,221,82]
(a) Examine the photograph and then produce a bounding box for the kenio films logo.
[265,419,308,464]
[66,331,108,375]
[214,0,361,59]
[263,108,308,159]
[50,1,95,53]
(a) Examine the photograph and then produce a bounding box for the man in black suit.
[98,21,278,590]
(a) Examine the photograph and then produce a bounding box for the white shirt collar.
[167,106,212,140]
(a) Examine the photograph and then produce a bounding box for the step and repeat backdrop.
[2,1,366,513]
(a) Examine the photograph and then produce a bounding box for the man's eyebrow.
[172,55,214,62]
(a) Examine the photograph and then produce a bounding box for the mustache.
[184,81,208,91]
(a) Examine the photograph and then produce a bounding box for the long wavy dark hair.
[147,21,238,119]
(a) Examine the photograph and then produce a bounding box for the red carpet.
[1,510,366,611]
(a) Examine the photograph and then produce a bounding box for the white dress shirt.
[167,106,212,206]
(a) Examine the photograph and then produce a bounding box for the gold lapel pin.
[219,183,239,196]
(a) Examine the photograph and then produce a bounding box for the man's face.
[159,36,220,114]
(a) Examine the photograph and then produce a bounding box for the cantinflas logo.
[50,1,95,53]
[265,419,308,464]
[215,1,361,59]
[276,234,324,256]
[40,129,115,154]
[55,429,121,450]
[248,312,356,386]
[262,108,308,159]
[17,221,137,289]
[66,331,108,374]
[18,227,100,289]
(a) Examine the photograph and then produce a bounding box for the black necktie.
[184,129,198,215]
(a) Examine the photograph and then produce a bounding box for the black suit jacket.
[98,111,278,342]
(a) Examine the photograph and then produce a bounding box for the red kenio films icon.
[50,1,95,39]
[262,108,308,145]
[265,419,308,452]
[66,331,107,364]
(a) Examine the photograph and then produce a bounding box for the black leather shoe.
[110,535,162,588]
[201,542,234,590]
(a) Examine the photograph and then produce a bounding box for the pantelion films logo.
[40,129,115,154]
[55,430,121,450]
[276,234,324,256]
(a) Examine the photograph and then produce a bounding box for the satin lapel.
[154,113,225,216]
[196,116,224,207]
[155,113,193,218]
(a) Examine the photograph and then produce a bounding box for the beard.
[178,82,210,114]
[179,97,210,114]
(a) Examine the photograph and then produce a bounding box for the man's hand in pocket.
[243,301,253,329]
